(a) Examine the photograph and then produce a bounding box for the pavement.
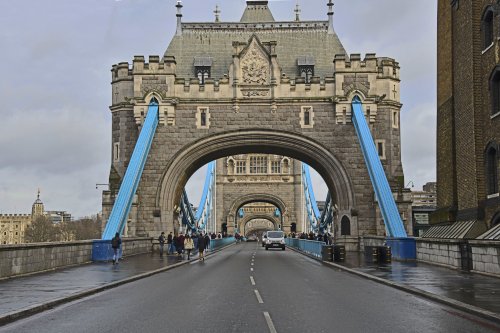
[0,242,499,329]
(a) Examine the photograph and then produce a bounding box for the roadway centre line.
[251,268,254,272]
[263,312,278,333]
[251,263,254,266]
[250,276,256,286]
[254,289,264,304]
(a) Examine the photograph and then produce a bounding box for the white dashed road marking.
[263,312,278,333]
[250,276,256,286]
[254,289,264,304]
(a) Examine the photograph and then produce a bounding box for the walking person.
[184,234,194,260]
[176,232,185,258]
[204,232,211,254]
[158,232,166,256]
[167,232,173,255]
[111,232,122,265]
[197,233,207,261]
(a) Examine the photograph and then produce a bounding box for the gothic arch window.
[298,56,315,84]
[486,142,499,196]
[194,56,213,85]
[340,216,351,236]
[489,66,500,116]
[481,7,495,50]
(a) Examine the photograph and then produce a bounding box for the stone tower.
[103,1,411,249]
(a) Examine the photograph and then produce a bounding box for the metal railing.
[210,237,235,251]
[286,238,325,259]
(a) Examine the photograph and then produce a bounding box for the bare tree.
[71,215,102,240]
[25,216,58,243]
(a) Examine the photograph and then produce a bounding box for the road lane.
[1,242,499,333]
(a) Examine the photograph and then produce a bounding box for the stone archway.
[239,215,279,237]
[227,194,287,235]
[157,129,356,231]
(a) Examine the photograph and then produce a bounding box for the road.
[1,242,499,333]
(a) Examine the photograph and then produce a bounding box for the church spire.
[327,0,334,34]
[241,1,275,23]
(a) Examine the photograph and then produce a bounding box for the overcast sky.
[0,0,437,218]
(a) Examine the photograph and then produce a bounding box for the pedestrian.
[177,232,185,257]
[184,234,194,260]
[158,232,166,256]
[111,232,122,265]
[197,233,207,261]
[167,232,174,255]
[204,232,211,253]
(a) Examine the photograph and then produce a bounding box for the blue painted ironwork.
[180,161,216,232]
[301,164,321,231]
[318,192,333,232]
[285,238,325,259]
[274,208,281,217]
[209,237,235,251]
[238,208,244,218]
[102,100,159,240]
[351,96,407,237]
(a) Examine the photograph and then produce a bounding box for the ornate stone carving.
[140,76,168,97]
[241,89,270,97]
[241,39,270,86]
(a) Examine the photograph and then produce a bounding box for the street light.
[405,181,415,188]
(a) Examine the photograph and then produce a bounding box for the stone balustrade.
[0,238,153,279]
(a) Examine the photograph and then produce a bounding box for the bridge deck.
[0,244,499,327]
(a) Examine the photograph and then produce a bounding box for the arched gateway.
[102,1,413,249]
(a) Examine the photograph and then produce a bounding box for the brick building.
[435,0,500,231]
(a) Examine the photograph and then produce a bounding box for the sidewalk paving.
[0,252,186,320]
[338,252,500,314]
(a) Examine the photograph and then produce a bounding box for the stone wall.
[416,239,461,268]
[0,238,152,279]
[469,240,500,276]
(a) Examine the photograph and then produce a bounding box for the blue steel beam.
[351,96,407,237]
[302,163,321,231]
[102,100,159,239]
[180,161,215,232]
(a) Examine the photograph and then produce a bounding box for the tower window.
[300,106,314,128]
[249,156,268,174]
[375,140,386,160]
[486,143,499,195]
[482,7,494,50]
[297,56,315,84]
[489,66,500,116]
[271,160,281,174]
[196,107,210,129]
[113,143,120,163]
[235,161,246,174]
[194,56,213,85]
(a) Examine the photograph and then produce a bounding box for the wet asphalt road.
[1,242,499,333]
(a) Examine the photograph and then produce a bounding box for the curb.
[286,246,500,325]
[0,243,235,327]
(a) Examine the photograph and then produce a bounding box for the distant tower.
[294,2,301,22]
[214,5,221,23]
[31,189,45,218]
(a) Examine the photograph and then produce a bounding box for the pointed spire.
[176,1,183,36]
[214,4,221,23]
[294,2,301,22]
[37,188,40,200]
[327,0,334,34]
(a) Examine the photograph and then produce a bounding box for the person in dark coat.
[111,232,122,265]
[204,233,211,252]
[167,232,174,255]
[176,232,185,257]
[197,233,207,261]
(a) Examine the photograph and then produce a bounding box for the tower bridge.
[101,0,413,258]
